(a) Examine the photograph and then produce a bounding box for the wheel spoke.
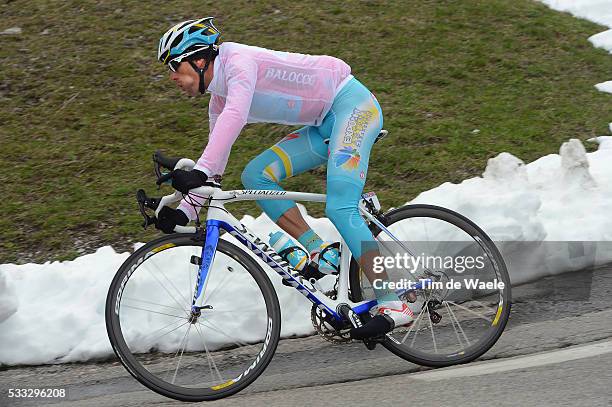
[199,319,251,348]
[428,302,438,354]
[122,304,187,320]
[444,301,470,348]
[445,300,494,322]
[375,229,436,275]
[147,264,191,316]
[149,258,191,307]
[124,296,187,313]
[401,293,429,345]
[203,268,233,305]
[194,323,225,383]
[140,319,191,349]
[422,218,434,267]
[407,308,426,348]
[169,324,192,384]
[353,207,510,366]
[209,309,261,314]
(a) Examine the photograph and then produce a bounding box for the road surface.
[1,265,611,406]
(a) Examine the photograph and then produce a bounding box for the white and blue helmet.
[158,17,220,71]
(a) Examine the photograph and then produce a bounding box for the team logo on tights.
[333,146,361,170]
[332,108,373,171]
[343,108,373,148]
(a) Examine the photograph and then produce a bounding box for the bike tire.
[105,233,281,401]
[349,204,511,367]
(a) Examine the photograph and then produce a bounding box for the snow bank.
[2,137,612,365]
[1,0,611,367]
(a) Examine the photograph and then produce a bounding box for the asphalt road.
[1,265,611,407]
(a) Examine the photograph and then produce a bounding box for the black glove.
[155,206,189,234]
[169,169,209,194]
[156,168,221,193]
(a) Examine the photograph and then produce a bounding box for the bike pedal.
[190,255,202,266]
[363,334,386,350]
[349,314,393,340]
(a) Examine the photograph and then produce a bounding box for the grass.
[0,0,611,263]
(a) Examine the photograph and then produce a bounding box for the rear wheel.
[105,233,281,401]
[350,204,511,367]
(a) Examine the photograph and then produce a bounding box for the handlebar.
[139,151,219,234]
[154,186,217,233]
[153,150,182,172]
[152,150,197,182]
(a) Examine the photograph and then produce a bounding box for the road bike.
[105,130,511,401]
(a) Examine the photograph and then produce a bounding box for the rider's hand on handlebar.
[156,168,209,194]
[155,207,189,234]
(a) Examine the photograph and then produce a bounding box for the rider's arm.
[176,95,223,221]
[207,93,225,138]
[194,56,257,176]
[178,55,257,220]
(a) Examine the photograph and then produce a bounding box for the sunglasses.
[168,58,181,72]
[165,44,216,73]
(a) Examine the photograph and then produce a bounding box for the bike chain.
[310,278,353,344]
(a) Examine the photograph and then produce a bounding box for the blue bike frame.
[156,186,382,322]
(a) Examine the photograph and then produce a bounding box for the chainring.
[310,290,352,344]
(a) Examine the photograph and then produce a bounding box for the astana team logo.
[333,107,373,170]
[333,146,361,169]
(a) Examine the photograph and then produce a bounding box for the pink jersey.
[193,42,352,176]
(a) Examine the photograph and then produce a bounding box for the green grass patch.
[0,0,611,263]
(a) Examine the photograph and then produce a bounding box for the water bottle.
[269,231,308,271]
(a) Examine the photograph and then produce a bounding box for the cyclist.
[155,17,417,337]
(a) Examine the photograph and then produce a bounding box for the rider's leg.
[275,207,309,238]
[322,77,413,331]
[279,210,340,274]
[241,127,328,246]
[325,181,397,300]
[321,78,389,287]
[275,208,327,256]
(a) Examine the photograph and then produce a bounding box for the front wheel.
[105,233,281,401]
[350,204,511,367]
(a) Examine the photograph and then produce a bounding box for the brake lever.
[153,152,163,179]
[152,153,173,190]
[136,189,160,230]
[155,168,172,190]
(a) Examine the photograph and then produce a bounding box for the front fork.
[190,220,221,313]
